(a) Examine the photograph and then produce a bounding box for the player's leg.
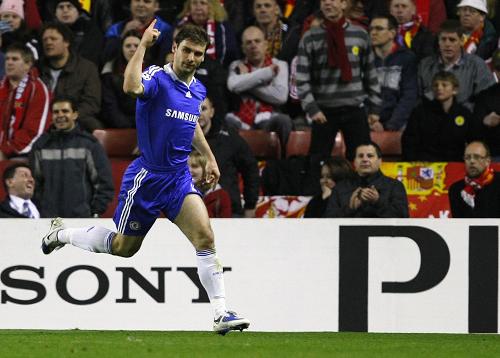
[41,218,146,257]
[174,193,250,334]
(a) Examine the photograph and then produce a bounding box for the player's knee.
[193,227,214,250]
[112,236,143,257]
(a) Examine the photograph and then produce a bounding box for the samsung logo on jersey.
[165,109,199,123]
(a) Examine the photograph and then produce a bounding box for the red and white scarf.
[0,74,31,142]
[463,24,484,55]
[179,15,217,60]
[461,165,495,208]
[235,55,275,126]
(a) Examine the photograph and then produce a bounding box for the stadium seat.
[238,130,282,160]
[93,129,138,159]
[286,130,311,158]
[285,131,346,158]
[370,131,402,161]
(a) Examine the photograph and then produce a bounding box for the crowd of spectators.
[0,0,499,219]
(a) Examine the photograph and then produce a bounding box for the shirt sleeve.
[141,66,162,99]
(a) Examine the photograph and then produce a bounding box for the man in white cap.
[456,0,497,60]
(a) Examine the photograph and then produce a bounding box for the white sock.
[196,248,227,318]
[58,226,115,254]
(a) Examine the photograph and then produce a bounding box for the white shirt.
[9,195,40,219]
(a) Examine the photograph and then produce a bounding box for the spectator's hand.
[238,63,249,74]
[359,186,379,203]
[244,208,256,218]
[0,151,6,161]
[311,111,327,124]
[321,185,332,200]
[204,158,220,190]
[370,120,384,132]
[139,19,160,48]
[132,146,140,156]
[349,188,363,210]
[368,114,380,126]
[122,19,144,34]
[483,112,500,127]
[270,63,279,76]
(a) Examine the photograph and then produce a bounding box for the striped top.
[296,22,382,116]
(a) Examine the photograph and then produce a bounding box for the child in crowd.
[188,150,232,218]
[402,71,473,162]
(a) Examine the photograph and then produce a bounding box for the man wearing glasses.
[448,141,500,217]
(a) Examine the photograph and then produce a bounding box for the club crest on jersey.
[186,91,192,98]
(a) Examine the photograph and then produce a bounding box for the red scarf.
[324,17,352,82]
[461,165,495,208]
[463,25,484,55]
[179,15,217,60]
[398,15,422,49]
[0,74,33,144]
[235,56,275,126]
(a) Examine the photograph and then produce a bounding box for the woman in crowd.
[100,30,141,128]
[304,157,355,218]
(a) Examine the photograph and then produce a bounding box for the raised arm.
[123,19,160,97]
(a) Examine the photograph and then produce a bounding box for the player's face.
[130,0,159,22]
[5,51,31,81]
[253,0,279,27]
[0,11,22,31]
[320,0,347,22]
[55,1,80,25]
[6,167,35,200]
[52,101,78,131]
[172,39,206,77]
[438,32,462,63]
[42,29,70,59]
[464,142,490,178]
[432,80,457,103]
[198,98,215,130]
[354,145,381,177]
[188,157,205,182]
[189,0,210,26]
[390,0,415,24]
[122,35,140,62]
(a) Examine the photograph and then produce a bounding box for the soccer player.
[40,20,250,335]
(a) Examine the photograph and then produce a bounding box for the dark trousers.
[304,106,370,195]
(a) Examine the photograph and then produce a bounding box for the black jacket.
[29,125,114,218]
[449,172,500,218]
[402,98,473,162]
[206,123,259,215]
[472,83,500,157]
[0,198,29,218]
[324,171,409,218]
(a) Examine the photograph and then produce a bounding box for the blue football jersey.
[136,63,206,169]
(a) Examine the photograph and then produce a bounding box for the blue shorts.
[113,158,201,236]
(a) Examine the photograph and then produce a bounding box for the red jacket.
[0,73,51,157]
[204,185,233,218]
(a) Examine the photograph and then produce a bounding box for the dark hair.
[2,163,31,193]
[355,141,382,158]
[432,70,459,89]
[174,24,209,48]
[41,22,74,45]
[52,96,78,112]
[5,42,34,65]
[112,29,142,75]
[438,19,464,39]
[321,156,355,183]
[371,14,399,31]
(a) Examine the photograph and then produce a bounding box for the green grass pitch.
[1,330,500,357]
